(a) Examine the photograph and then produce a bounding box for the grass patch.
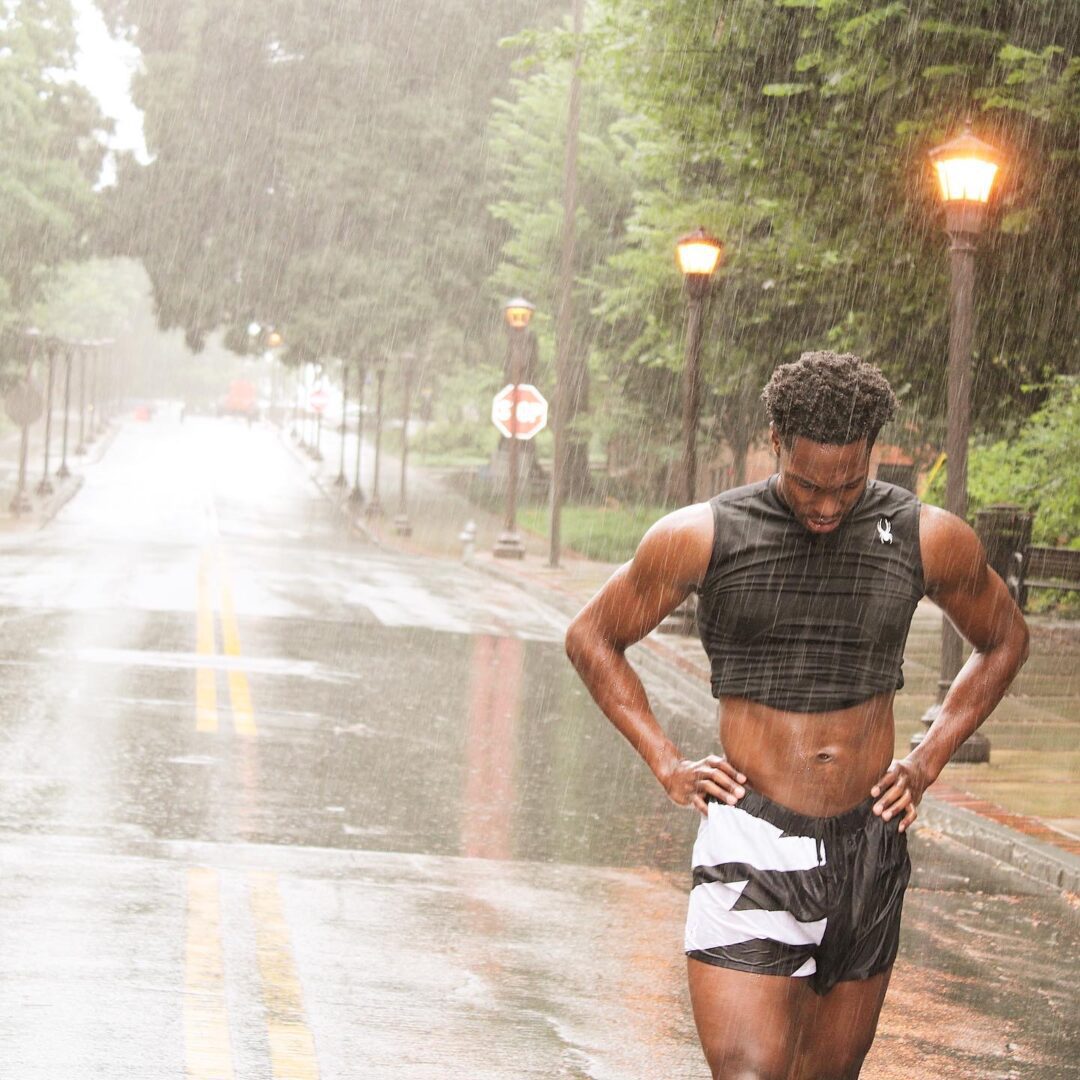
[519,502,670,563]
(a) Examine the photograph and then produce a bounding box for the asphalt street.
[0,411,1075,1078]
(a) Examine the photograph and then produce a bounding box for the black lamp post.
[85,343,99,443]
[35,340,57,496]
[310,363,324,461]
[394,350,416,536]
[9,330,42,515]
[349,359,367,506]
[675,228,723,507]
[365,354,387,518]
[913,122,1004,764]
[335,358,349,487]
[56,343,73,479]
[494,298,535,559]
[265,328,283,424]
[75,341,89,455]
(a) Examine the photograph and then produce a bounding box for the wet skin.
[565,428,1030,1079]
[717,432,897,818]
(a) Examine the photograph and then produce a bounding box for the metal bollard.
[458,519,477,564]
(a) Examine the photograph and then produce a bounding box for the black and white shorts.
[685,789,910,995]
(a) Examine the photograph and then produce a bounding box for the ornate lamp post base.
[35,478,54,497]
[910,704,991,763]
[493,530,525,559]
[348,486,365,507]
[56,463,71,480]
[364,496,383,519]
[9,491,31,515]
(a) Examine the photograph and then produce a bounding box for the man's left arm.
[871,505,1030,830]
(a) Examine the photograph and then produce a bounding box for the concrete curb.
[915,798,1080,894]
[0,420,119,532]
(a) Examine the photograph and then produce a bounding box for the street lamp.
[75,340,91,455]
[914,122,1003,764]
[494,297,535,559]
[335,358,349,487]
[310,363,324,461]
[349,359,367,507]
[35,339,58,496]
[675,228,723,506]
[365,353,388,518]
[394,350,416,536]
[9,329,43,515]
[56,342,74,479]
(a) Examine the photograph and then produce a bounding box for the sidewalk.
[0,414,119,535]
[229,419,1080,895]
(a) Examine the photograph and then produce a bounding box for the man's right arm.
[564,503,746,815]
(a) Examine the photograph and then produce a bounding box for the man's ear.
[769,424,782,457]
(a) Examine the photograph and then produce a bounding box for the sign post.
[490,383,548,442]
[490,382,548,559]
[5,378,43,515]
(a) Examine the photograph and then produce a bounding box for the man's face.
[772,429,871,536]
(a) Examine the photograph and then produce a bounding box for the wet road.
[0,413,1076,1078]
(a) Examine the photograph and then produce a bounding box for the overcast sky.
[72,0,150,179]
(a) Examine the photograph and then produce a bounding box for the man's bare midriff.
[717,691,896,818]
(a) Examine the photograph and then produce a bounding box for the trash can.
[975,504,1033,604]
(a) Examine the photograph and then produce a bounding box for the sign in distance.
[491,383,548,440]
[4,379,43,427]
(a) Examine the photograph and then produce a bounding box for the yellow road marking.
[196,546,257,736]
[250,872,320,1079]
[220,571,257,737]
[184,867,235,1079]
[196,552,218,733]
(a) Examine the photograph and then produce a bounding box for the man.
[565,352,1029,1080]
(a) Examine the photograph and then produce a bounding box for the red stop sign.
[491,383,548,440]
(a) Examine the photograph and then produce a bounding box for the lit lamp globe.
[676,228,723,299]
[928,124,1003,237]
[503,298,535,330]
[266,329,283,348]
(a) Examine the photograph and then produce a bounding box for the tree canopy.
[490,0,1078,487]
[0,0,107,343]
[99,0,553,365]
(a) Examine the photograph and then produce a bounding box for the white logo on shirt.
[877,517,893,544]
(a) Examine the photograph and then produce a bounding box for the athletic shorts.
[684,789,910,995]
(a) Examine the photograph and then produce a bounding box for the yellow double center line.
[184,868,321,1079]
[185,868,235,1078]
[196,546,256,736]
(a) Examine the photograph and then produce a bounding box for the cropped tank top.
[696,477,925,712]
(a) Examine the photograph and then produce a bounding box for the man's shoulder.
[861,478,921,515]
[709,477,773,510]
[633,502,715,587]
[918,503,985,592]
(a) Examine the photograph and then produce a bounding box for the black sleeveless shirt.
[696,477,925,712]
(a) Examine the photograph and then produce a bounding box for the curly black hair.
[761,351,898,448]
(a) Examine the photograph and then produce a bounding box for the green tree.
[936,377,1079,544]
[99,0,555,381]
[597,0,1079,435]
[0,0,106,342]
